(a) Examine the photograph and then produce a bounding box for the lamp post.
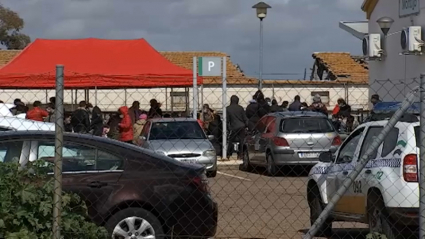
[376,16,394,36]
[252,2,271,90]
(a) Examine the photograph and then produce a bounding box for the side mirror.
[329,147,338,154]
[207,135,215,140]
[319,151,333,163]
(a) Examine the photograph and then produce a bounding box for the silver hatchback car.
[240,111,341,175]
[139,118,218,177]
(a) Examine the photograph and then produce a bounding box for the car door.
[354,126,399,216]
[33,139,124,224]
[326,127,365,214]
[249,116,270,163]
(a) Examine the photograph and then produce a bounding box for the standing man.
[71,101,91,133]
[226,95,248,160]
[288,95,302,111]
[128,101,142,125]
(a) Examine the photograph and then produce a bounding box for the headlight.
[203,150,216,157]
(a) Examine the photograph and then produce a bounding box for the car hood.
[148,139,213,155]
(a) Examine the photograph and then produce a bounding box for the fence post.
[419,73,425,238]
[193,57,198,119]
[222,56,227,159]
[52,65,65,239]
[304,88,419,239]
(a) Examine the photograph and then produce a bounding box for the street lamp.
[252,2,271,90]
[376,16,394,36]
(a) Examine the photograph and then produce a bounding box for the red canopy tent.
[0,38,200,89]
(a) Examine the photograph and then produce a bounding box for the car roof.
[149,117,197,122]
[269,111,328,118]
[0,116,55,131]
[359,120,419,128]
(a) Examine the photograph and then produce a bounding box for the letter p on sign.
[198,57,222,76]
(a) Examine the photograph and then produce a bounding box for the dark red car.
[0,131,218,238]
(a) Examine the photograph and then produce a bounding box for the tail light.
[403,154,418,182]
[332,135,342,146]
[273,137,289,147]
[192,173,210,193]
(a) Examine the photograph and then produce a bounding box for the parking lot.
[210,163,368,239]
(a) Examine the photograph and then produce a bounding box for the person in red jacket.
[118,106,134,143]
[26,101,49,122]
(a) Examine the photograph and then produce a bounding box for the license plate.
[299,152,320,158]
[181,159,197,164]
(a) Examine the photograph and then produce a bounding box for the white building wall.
[0,84,369,112]
[368,0,424,102]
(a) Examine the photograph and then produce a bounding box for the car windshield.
[280,117,334,133]
[149,121,206,140]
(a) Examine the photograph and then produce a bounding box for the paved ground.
[209,163,368,239]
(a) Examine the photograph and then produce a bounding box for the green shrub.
[0,161,108,239]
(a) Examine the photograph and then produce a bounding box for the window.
[311,91,330,105]
[170,91,188,109]
[359,127,382,160]
[280,118,334,133]
[359,127,400,159]
[382,128,399,157]
[255,116,270,134]
[141,121,151,138]
[149,121,206,140]
[265,117,276,134]
[336,128,364,163]
[0,141,23,163]
[37,142,123,172]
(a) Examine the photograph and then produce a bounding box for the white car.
[0,103,26,118]
[0,116,55,132]
[307,118,419,238]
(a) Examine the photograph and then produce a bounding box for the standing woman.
[90,106,104,136]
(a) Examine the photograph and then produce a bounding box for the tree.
[0,4,30,49]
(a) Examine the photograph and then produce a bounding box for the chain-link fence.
[1,64,425,239]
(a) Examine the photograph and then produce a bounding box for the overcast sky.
[3,0,365,79]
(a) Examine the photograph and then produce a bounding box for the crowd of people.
[198,90,361,160]
[4,92,383,159]
[6,97,167,145]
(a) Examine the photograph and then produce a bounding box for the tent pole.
[124,89,127,107]
[95,86,98,106]
[165,87,168,112]
[45,90,48,103]
[71,89,74,111]
[170,88,174,113]
[200,84,204,121]
[75,90,78,106]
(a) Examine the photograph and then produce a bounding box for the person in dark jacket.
[288,95,302,111]
[208,112,223,157]
[71,101,91,133]
[281,101,289,111]
[90,106,104,136]
[309,94,328,116]
[226,95,248,159]
[256,91,270,118]
[107,113,121,140]
[270,99,282,113]
[128,101,143,125]
[148,99,163,118]
[245,95,259,131]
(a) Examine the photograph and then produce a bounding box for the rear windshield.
[415,126,420,147]
[149,121,206,140]
[280,117,334,133]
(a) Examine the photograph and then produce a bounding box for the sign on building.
[198,57,222,76]
[399,0,420,17]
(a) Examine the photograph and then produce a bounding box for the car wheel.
[308,185,332,238]
[105,207,165,239]
[368,196,400,239]
[240,148,253,172]
[266,153,277,176]
[206,170,217,178]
